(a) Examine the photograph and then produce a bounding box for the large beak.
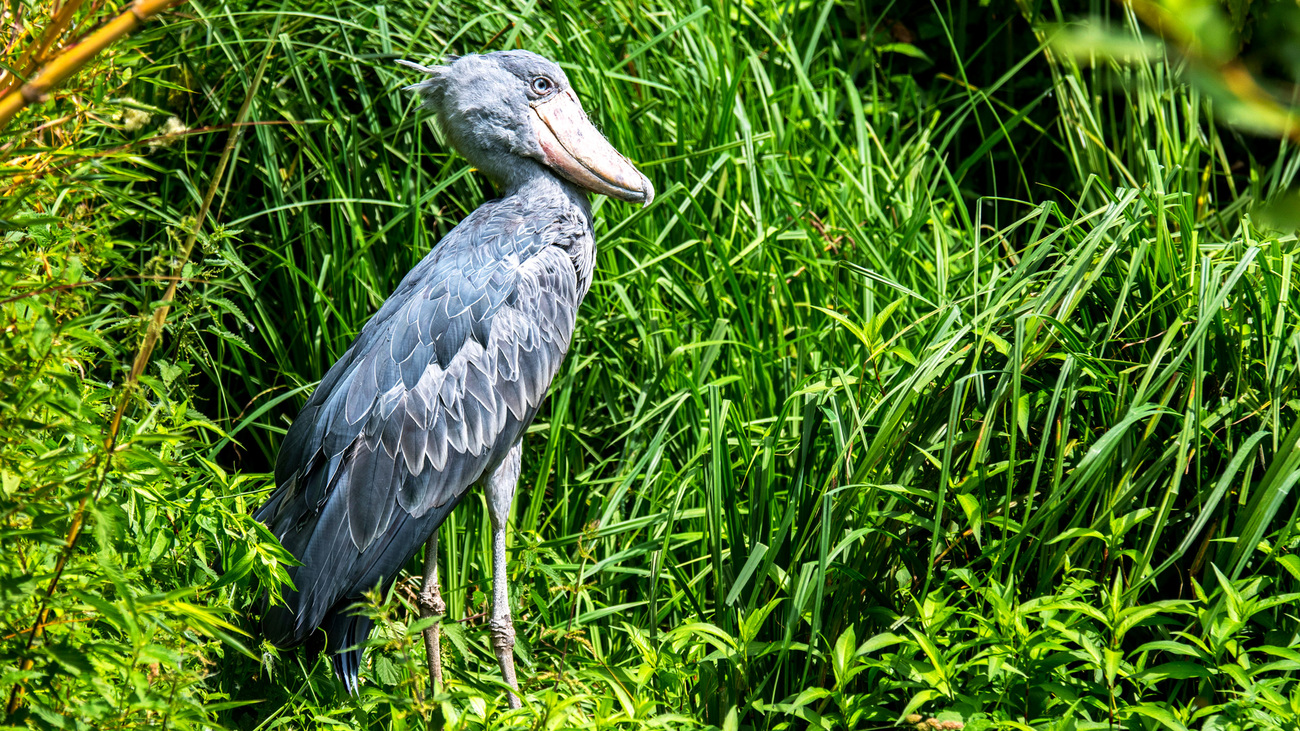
[532,89,654,207]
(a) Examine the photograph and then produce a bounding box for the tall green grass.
[2,0,1299,728]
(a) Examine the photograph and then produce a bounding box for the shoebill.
[254,50,653,707]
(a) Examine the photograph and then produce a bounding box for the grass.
[1,0,1299,728]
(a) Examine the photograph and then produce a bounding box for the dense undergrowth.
[2,0,1299,728]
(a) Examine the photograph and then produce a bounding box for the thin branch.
[0,0,89,98]
[3,20,276,716]
[0,0,188,130]
[0,274,208,307]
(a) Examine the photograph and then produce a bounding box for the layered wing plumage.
[255,197,587,689]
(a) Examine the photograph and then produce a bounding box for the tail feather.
[325,611,373,696]
[258,479,470,691]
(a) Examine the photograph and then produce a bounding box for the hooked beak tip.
[638,173,655,208]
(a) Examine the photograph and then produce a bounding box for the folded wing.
[255,203,582,687]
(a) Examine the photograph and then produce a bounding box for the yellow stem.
[0,0,88,98]
[3,9,275,718]
[0,0,187,131]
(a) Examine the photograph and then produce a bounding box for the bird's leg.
[486,443,522,709]
[418,530,445,697]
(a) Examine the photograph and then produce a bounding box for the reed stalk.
[0,0,185,131]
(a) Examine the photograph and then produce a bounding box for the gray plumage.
[254,49,651,695]
[256,182,592,687]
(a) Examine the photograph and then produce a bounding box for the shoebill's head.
[400,50,653,206]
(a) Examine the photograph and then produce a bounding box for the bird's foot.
[418,589,445,689]
[419,541,447,692]
[489,616,520,709]
[418,586,447,616]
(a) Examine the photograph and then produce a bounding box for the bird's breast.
[543,205,596,301]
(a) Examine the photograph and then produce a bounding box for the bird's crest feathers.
[396,57,457,106]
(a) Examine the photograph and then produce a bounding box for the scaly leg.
[418,530,445,697]
[486,443,522,709]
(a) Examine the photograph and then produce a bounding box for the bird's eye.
[530,76,554,95]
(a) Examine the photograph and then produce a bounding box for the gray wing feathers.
[257,199,584,645]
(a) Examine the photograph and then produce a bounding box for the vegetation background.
[1,0,1299,727]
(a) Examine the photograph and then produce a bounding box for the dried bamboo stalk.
[3,11,274,717]
[0,0,186,131]
[0,0,88,98]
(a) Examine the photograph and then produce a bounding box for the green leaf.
[831,625,856,687]
[1126,703,1191,731]
[877,42,932,62]
[1135,662,1214,682]
[858,632,907,655]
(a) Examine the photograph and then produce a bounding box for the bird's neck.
[461,144,592,219]
[497,161,592,220]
